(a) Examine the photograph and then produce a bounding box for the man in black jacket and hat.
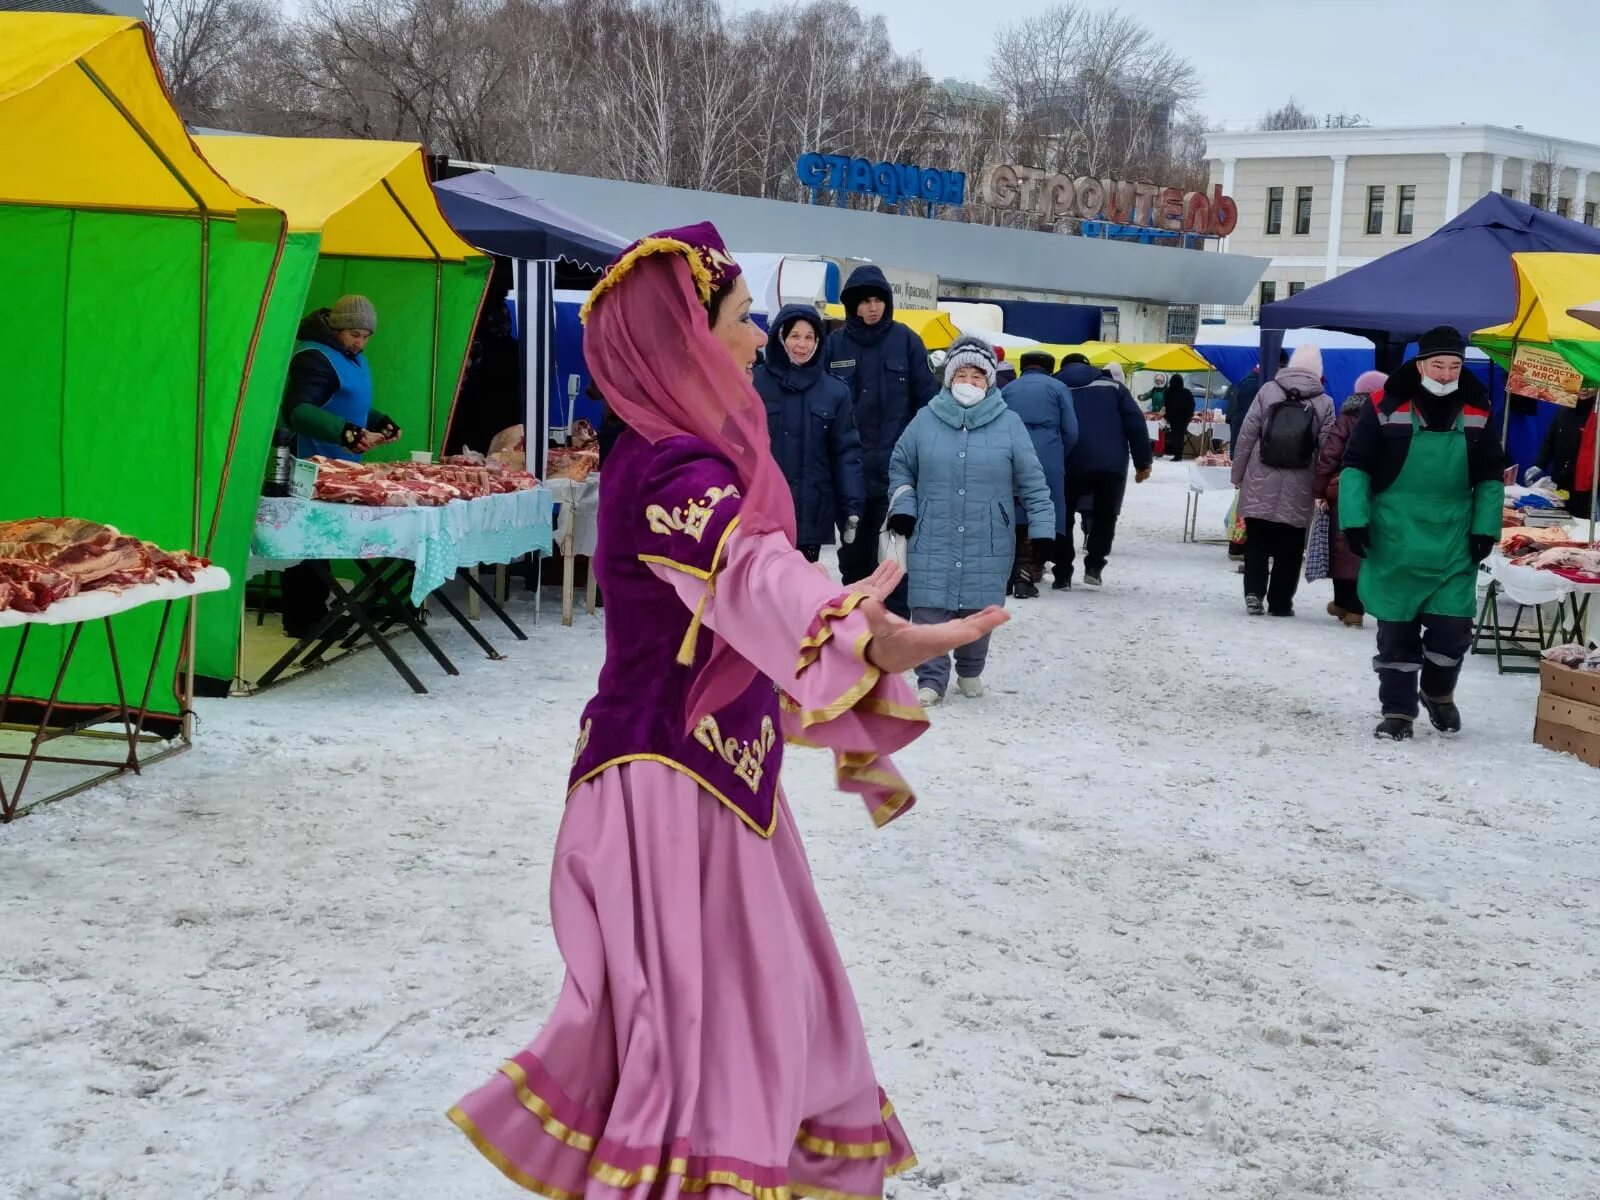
[824,265,941,607]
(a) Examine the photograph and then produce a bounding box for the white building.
[1,0,148,18]
[1205,124,1600,315]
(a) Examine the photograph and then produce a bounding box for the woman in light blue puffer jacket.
[887,336,1055,705]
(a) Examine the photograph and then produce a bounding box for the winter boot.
[1083,571,1103,587]
[917,687,943,708]
[1011,575,1040,599]
[1052,572,1072,591]
[1374,716,1414,741]
[1422,695,1462,733]
[1245,594,1265,616]
[956,676,985,699]
[1269,605,1295,618]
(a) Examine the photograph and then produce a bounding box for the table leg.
[429,584,504,660]
[5,623,83,818]
[562,524,576,627]
[495,564,508,605]
[458,568,529,640]
[467,565,482,622]
[533,551,543,625]
[348,561,460,678]
[585,559,598,615]
[101,618,140,770]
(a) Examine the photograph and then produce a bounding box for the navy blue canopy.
[433,171,625,268]
[1261,193,1600,345]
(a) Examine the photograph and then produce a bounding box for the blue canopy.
[434,171,625,268]
[1260,193,1600,344]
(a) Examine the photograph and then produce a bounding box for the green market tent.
[191,135,491,687]
[0,13,297,735]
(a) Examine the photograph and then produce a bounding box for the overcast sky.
[792,0,1600,144]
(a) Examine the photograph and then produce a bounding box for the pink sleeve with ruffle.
[646,529,928,827]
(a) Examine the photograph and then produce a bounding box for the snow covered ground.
[3,462,1598,1200]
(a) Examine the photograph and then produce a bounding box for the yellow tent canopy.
[1474,252,1600,380]
[1113,343,1214,373]
[818,304,961,350]
[196,135,480,262]
[0,14,270,218]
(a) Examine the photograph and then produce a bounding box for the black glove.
[1345,526,1370,559]
[886,513,915,538]
[1470,534,1496,563]
[340,422,366,451]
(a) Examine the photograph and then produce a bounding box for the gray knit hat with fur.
[328,294,378,332]
[943,334,998,389]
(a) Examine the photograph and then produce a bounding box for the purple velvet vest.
[568,431,784,837]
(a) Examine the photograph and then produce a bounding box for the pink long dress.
[450,432,929,1199]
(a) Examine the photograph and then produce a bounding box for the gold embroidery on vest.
[572,717,592,764]
[693,713,777,792]
[645,485,741,542]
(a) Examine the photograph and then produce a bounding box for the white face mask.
[951,381,988,407]
[1419,374,1460,397]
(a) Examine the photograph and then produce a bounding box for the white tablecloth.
[1487,550,1600,607]
[1187,464,1236,492]
[0,567,232,629]
[545,475,600,558]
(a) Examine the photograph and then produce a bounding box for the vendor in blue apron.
[278,294,403,638]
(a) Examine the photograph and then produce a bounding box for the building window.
[1558,197,1572,218]
[1502,188,1516,199]
[1396,185,1416,235]
[1365,185,1385,234]
[1265,187,1283,235]
[1287,282,1306,297]
[1531,191,1546,211]
[1259,281,1277,308]
[1294,186,1313,235]
[1587,201,1596,226]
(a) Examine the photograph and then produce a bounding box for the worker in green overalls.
[1338,327,1505,741]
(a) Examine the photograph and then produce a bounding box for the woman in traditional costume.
[449,223,1006,1199]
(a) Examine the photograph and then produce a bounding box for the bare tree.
[1323,111,1368,129]
[989,4,1201,183]
[148,0,281,122]
[1531,140,1563,212]
[1258,97,1319,131]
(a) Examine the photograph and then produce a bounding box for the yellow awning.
[1111,343,1214,373]
[196,135,481,261]
[1475,253,1600,348]
[0,13,274,217]
[818,304,962,350]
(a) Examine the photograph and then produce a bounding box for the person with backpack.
[1231,343,1334,616]
[1339,327,1505,740]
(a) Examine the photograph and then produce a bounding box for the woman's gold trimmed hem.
[568,752,780,838]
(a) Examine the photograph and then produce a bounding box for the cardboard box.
[1534,660,1600,768]
[289,457,321,500]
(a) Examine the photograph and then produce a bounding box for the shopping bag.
[1304,504,1331,583]
[1226,493,1247,544]
[879,485,913,570]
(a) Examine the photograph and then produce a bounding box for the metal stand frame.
[1472,580,1591,674]
[1,601,184,822]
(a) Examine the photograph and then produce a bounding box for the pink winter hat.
[1287,343,1323,374]
[1354,370,1388,394]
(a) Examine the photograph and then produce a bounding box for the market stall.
[1,13,294,813]
[193,134,493,689]
[1182,464,1236,544]
[249,459,553,693]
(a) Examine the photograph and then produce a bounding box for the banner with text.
[1508,343,1584,407]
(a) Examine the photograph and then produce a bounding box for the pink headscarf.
[584,237,797,727]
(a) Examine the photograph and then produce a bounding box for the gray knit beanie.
[328,294,378,332]
[943,335,998,389]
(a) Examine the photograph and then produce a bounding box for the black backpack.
[1258,390,1318,469]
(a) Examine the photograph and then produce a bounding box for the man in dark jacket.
[1226,350,1286,456]
[754,304,865,562]
[1531,388,1596,497]
[1339,327,1505,741]
[1056,354,1153,587]
[446,256,519,457]
[824,265,940,605]
[1002,351,1078,596]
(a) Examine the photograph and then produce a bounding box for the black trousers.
[1061,471,1127,577]
[1242,518,1306,613]
[281,562,330,636]
[838,494,909,618]
[1332,577,1364,614]
[1375,614,1473,720]
[798,544,821,563]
